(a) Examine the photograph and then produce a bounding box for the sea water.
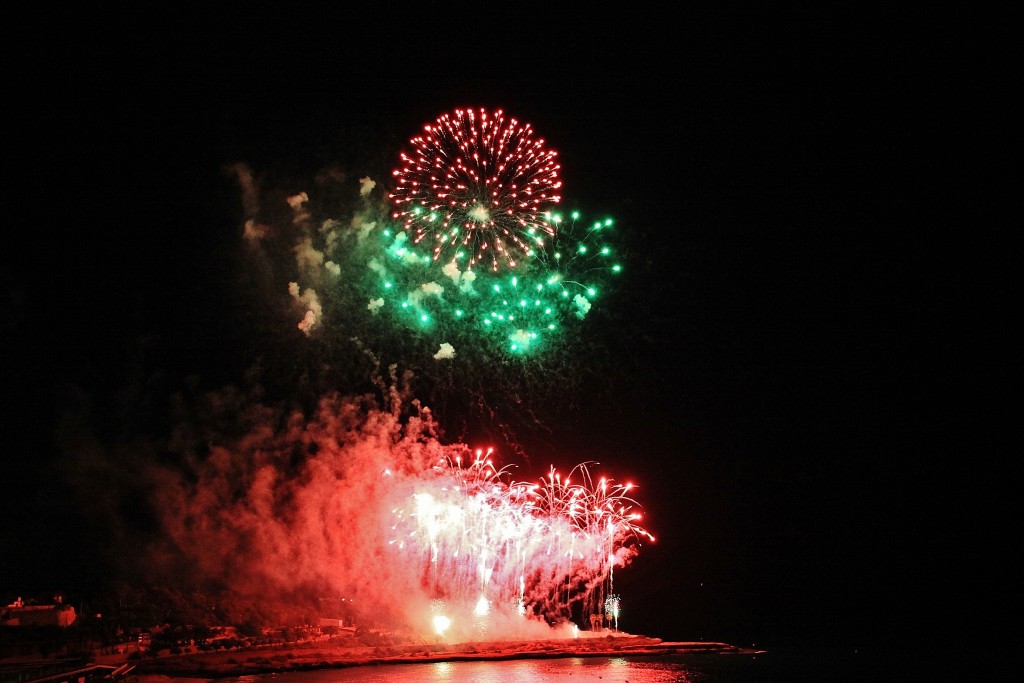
[207,650,903,682]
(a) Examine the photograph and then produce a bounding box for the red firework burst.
[388,108,562,272]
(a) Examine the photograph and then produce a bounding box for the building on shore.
[1,597,77,628]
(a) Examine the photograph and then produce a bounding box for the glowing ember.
[605,594,621,631]
[432,614,451,636]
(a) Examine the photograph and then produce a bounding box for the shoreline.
[127,634,763,679]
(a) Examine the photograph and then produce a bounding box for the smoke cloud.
[137,374,643,641]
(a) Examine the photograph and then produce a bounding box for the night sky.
[2,15,1010,655]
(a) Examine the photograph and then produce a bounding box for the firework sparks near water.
[150,388,653,641]
[391,451,652,639]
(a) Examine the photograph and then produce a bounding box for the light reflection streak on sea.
[210,655,769,682]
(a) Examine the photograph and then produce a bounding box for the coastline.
[127,634,763,680]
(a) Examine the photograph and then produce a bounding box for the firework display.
[388,108,562,273]
[390,452,653,639]
[204,108,653,640]
[158,390,654,640]
[365,209,621,356]
[377,108,620,357]
[251,108,623,368]
[228,109,630,445]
